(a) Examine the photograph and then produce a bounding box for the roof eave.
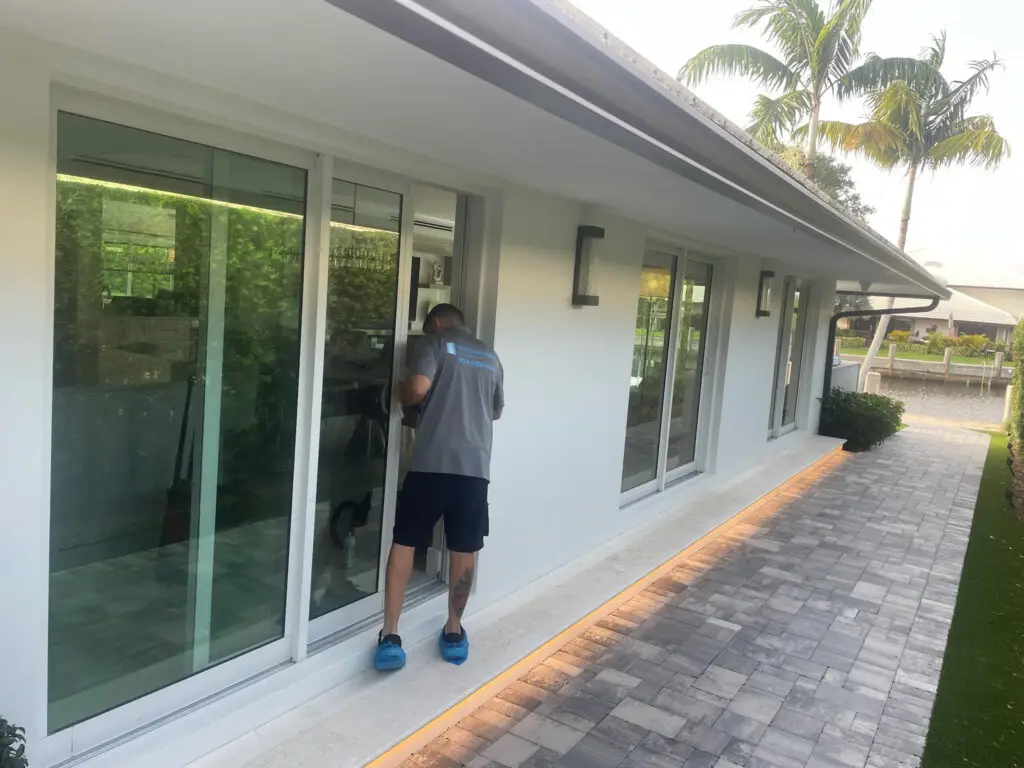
[329,0,949,299]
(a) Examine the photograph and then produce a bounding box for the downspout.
[821,295,941,417]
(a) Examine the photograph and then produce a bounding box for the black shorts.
[393,472,489,554]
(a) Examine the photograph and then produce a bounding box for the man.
[374,304,504,670]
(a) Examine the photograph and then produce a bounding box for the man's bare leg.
[382,543,415,636]
[445,551,475,635]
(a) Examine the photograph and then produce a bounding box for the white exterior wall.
[0,44,52,741]
[710,258,777,476]
[0,41,841,766]
[481,194,644,604]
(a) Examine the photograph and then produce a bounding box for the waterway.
[882,377,1008,426]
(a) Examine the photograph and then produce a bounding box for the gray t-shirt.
[408,327,504,480]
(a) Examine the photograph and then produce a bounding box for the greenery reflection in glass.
[622,256,674,492]
[49,113,304,731]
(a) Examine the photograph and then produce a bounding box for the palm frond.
[678,44,799,91]
[746,90,813,146]
[922,31,947,70]
[828,0,873,53]
[814,19,853,88]
[806,119,905,169]
[735,0,816,72]
[812,0,873,87]
[927,116,1011,170]
[931,56,1003,127]
[867,81,925,140]
[836,55,939,101]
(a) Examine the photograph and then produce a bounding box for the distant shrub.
[957,334,989,357]
[821,388,905,452]
[925,332,953,355]
[839,336,865,349]
[878,341,917,355]
[888,330,912,344]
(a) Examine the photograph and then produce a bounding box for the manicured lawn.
[921,431,1024,768]
[842,347,994,366]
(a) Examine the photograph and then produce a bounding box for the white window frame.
[768,277,811,440]
[304,159,418,646]
[621,246,719,506]
[664,254,719,487]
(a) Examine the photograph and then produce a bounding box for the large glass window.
[49,113,306,731]
[665,261,713,472]
[622,255,674,492]
[309,179,402,620]
[622,251,714,495]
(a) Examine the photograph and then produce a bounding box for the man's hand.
[401,374,432,406]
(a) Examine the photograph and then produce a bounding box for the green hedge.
[838,336,866,349]
[821,388,905,452]
[1011,321,1024,443]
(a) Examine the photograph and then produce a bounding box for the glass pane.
[49,113,305,731]
[665,260,712,472]
[309,179,401,620]
[622,255,674,492]
[768,280,791,431]
[783,287,810,426]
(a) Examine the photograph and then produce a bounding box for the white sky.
[568,0,1024,284]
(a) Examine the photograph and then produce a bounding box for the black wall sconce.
[572,225,604,307]
[756,270,775,317]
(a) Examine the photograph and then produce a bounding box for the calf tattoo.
[451,567,474,620]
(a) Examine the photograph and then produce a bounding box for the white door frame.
[305,160,415,645]
[769,278,799,439]
[622,247,718,504]
[664,252,718,486]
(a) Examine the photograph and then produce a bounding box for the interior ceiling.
[0,0,910,284]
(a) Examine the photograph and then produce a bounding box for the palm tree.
[679,0,919,179]
[812,33,1010,389]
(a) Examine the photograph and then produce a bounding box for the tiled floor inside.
[401,426,988,768]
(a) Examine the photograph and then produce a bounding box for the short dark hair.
[425,303,465,326]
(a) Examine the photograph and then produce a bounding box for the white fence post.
[865,371,882,395]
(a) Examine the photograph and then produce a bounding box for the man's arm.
[401,375,432,406]
[493,358,505,421]
[402,336,439,407]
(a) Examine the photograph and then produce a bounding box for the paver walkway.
[400,426,988,768]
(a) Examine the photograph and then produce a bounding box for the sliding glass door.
[665,261,713,475]
[307,178,404,629]
[622,249,714,500]
[622,254,674,493]
[45,103,475,755]
[50,112,306,730]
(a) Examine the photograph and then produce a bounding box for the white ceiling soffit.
[329,0,949,300]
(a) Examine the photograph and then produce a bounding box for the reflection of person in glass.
[374,304,504,671]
